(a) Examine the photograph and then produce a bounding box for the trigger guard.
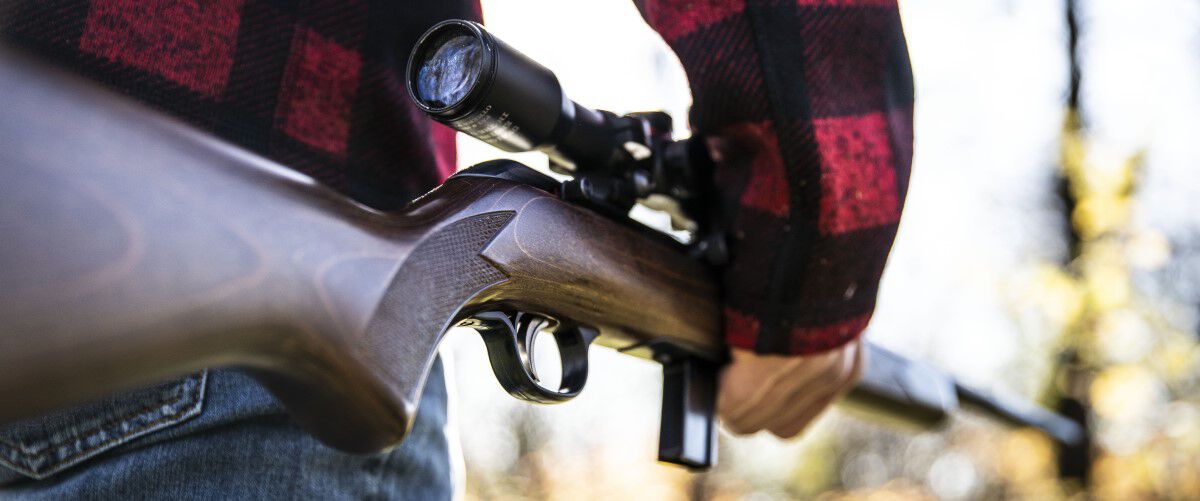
[472,311,598,403]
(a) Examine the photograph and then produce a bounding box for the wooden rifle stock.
[0,46,719,453]
[0,45,1083,467]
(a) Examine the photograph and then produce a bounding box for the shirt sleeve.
[636,0,914,355]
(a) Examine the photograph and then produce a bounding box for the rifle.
[0,24,1082,472]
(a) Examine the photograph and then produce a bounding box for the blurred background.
[439,0,1200,499]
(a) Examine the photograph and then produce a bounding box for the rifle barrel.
[848,344,1085,448]
[955,382,1085,447]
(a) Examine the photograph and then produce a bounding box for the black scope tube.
[406,20,627,171]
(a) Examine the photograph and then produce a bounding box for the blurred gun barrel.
[849,344,1086,448]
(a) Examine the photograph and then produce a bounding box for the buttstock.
[0,39,725,455]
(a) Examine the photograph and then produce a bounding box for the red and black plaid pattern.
[638,0,914,354]
[1,0,911,356]
[1,0,479,208]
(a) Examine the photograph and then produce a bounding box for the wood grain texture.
[0,46,721,453]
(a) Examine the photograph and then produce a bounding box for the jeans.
[0,359,453,500]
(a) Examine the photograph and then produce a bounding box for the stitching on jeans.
[0,371,206,477]
[0,371,207,479]
[0,393,192,453]
[0,386,197,454]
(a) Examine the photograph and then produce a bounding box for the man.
[0,0,911,497]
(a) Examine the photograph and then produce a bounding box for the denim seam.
[0,371,207,480]
[0,388,197,454]
[0,392,193,454]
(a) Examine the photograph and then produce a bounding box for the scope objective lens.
[407,20,617,165]
[414,35,483,109]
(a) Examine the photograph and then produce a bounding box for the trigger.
[471,310,597,404]
[520,315,547,382]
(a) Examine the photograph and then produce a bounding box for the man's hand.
[718,340,865,439]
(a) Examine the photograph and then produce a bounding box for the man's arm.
[636,0,914,435]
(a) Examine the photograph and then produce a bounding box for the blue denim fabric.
[0,359,452,500]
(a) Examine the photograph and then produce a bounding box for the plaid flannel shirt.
[2,0,912,355]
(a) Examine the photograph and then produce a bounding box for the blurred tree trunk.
[1048,0,1093,486]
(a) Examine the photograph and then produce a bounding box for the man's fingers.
[719,355,812,434]
[716,352,801,422]
[721,349,842,434]
[720,340,867,437]
[767,391,839,439]
[720,359,814,434]
[763,344,853,435]
[765,342,862,438]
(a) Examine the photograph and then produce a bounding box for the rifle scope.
[407,20,636,173]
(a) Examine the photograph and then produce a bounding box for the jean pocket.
[0,371,207,480]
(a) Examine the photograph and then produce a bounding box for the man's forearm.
[638,0,914,355]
